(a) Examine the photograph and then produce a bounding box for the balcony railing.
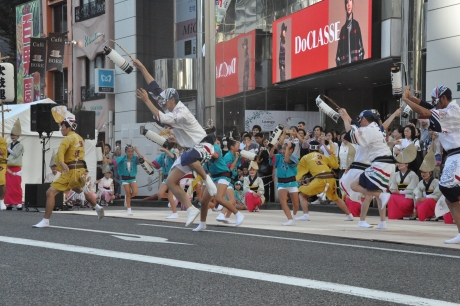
[75,0,105,22]
[81,85,105,102]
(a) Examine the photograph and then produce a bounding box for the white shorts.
[339,168,363,202]
[171,156,191,175]
[122,180,136,185]
[217,179,230,186]
[278,186,299,193]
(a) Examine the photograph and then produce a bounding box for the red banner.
[273,0,372,83]
[215,30,255,98]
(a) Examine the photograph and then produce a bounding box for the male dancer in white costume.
[403,85,460,244]
[134,59,217,227]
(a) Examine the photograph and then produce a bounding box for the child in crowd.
[243,161,265,212]
[234,181,247,210]
[96,171,115,205]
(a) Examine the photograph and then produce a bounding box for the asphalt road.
[0,208,459,306]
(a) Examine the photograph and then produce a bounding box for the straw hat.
[419,148,436,172]
[11,119,21,136]
[248,160,259,171]
[395,143,417,164]
[346,144,356,168]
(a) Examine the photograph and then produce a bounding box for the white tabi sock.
[444,233,460,244]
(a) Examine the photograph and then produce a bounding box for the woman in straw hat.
[5,119,24,210]
[387,144,420,219]
[243,160,265,212]
[413,149,443,221]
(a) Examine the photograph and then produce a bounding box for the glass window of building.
[53,69,68,105]
[83,54,105,101]
[53,4,67,33]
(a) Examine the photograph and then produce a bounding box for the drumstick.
[323,95,341,110]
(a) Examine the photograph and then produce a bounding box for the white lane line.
[138,224,460,259]
[48,226,192,245]
[0,236,456,306]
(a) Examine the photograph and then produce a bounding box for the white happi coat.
[431,101,460,188]
[157,101,206,148]
[349,122,394,192]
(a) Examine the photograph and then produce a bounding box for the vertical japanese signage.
[0,63,15,102]
[16,0,41,104]
[272,0,372,83]
[215,30,256,97]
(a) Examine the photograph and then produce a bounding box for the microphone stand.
[40,132,52,184]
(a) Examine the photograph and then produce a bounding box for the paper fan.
[51,106,68,123]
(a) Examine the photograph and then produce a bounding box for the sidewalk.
[56,205,460,250]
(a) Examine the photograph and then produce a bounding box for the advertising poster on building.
[175,0,197,58]
[216,30,255,98]
[245,110,320,132]
[29,38,46,76]
[272,0,372,83]
[15,0,41,103]
[46,33,65,72]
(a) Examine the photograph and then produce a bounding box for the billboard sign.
[216,30,256,98]
[273,0,372,83]
[16,0,41,103]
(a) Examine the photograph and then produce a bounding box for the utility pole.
[204,1,216,127]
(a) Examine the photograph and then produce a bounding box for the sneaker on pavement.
[16,204,23,210]
[216,212,228,223]
[375,221,387,229]
[33,219,50,228]
[295,214,310,221]
[283,219,295,226]
[0,202,6,210]
[379,192,391,210]
[204,175,218,196]
[344,214,354,221]
[166,213,178,219]
[127,208,133,216]
[185,206,200,227]
[235,212,244,226]
[226,219,236,224]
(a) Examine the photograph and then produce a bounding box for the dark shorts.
[180,148,202,167]
[439,185,460,203]
[359,172,382,191]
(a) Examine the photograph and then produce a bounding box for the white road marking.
[0,235,456,306]
[48,225,192,245]
[138,224,460,259]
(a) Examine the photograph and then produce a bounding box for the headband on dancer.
[157,88,179,107]
[431,85,451,105]
[62,117,78,130]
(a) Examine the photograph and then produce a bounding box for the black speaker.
[24,183,63,211]
[30,104,60,133]
[75,110,96,139]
